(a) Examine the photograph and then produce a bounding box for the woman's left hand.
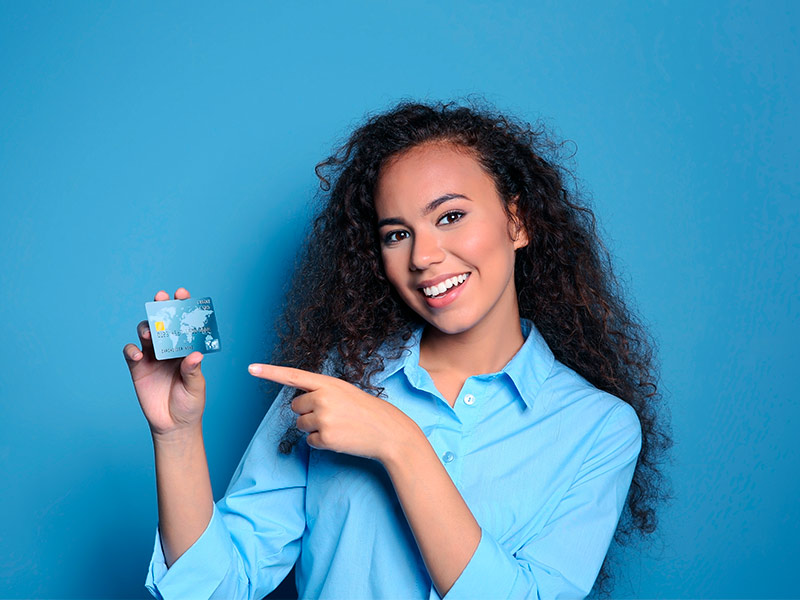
[247,363,422,464]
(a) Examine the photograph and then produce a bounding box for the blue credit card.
[144,296,222,360]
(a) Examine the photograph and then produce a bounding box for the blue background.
[1,1,797,598]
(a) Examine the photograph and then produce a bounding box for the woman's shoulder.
[543,358,641,436]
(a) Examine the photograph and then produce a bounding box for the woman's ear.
[508,197,529,250]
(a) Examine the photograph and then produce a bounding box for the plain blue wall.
[1,1,797,598]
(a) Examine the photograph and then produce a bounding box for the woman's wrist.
[151,423,204,448]
[379,416,428,470]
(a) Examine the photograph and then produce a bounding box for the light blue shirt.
[145,318,642,600]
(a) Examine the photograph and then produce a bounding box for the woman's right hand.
[123,287,207,438]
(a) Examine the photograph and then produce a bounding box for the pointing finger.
[247,364,331,392]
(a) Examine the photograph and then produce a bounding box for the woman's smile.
[419,272,470,298]
[420,272,471,307]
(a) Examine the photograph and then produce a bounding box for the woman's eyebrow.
[423,193,471,215]
[377,193,471,228]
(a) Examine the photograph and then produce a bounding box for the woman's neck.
[418,307,526,378]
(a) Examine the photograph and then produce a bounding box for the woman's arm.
[381,424,481,597]
[248,364,482,596]
[152,426,215,568]
[145,385,309,600]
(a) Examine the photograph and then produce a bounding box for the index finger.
[247,363,333,392]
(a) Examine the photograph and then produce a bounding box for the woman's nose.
[409,231,445,271]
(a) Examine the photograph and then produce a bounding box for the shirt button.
[464,394,475,405]
[442,451,455,463]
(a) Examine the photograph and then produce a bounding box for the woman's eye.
[437,211,465,226]
[383,230,409,245]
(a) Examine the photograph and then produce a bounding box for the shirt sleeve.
[144,386,308,600]
[444,402,643,600]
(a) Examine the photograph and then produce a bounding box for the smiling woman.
[125,99,672,600]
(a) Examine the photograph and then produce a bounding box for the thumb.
[180,352,205,389]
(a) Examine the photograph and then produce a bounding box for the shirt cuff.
[442,527,525,600]
[145,503,240,600]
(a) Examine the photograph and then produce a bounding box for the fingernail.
[133,352,143,360]
[248,364,262,374]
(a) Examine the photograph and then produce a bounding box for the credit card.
[144,296,222,360]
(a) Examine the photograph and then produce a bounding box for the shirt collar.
[503,318,555,409]
[370,318,555,410]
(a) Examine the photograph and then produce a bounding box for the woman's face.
[374,142,528,337]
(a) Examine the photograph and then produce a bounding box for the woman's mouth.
[419,273,470,308]
[421,273,470,298]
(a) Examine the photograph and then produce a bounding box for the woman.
[124,100,671,599]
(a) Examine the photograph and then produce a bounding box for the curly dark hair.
[266,98,673,597]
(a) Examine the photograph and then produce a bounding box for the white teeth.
[422,273,469,298]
